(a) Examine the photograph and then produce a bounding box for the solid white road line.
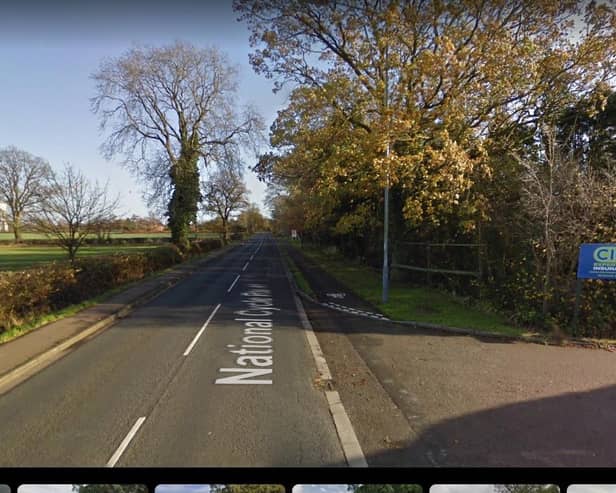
[106,416,146,467]
[278,240,366,467]
[183,303,222,356]
[227,274,240,293]
[326,390,368,467]
[242,261,249,271]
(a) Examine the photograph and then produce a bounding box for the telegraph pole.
[382,46,390,304]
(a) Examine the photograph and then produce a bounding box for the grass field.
[0,231,219,241]
[0,244,159,271]
[291,241,528,337]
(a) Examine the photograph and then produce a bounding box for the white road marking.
[242,261,249,271]
[326,390,368,467]
[106,416,146,467]
[250,255,254,261]
[321,301,389,321]
[227,274,240,293]
[183,303,222,356]
[278,240,366,467]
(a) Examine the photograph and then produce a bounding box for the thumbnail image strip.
[431,486,559,493]
[156,486,285,493]
[293,486,422,493]
[569,487,616,493]
[19,486,147,493]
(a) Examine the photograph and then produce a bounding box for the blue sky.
[0,1,289,218]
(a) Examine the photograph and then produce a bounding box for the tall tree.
[237,0,616,229]
[201,162,249,244]
[91,41,263,249]
[0,146,52,242]
[33,164,119,262]
[238,202,268,235]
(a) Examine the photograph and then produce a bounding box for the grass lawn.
[0,244,159,271]
[292,242,529,337]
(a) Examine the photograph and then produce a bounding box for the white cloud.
[431,486,496,493]
[568,486,616,493]
[19,486,73,493]
[293,486,346,493]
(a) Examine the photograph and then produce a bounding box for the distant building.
[0,202,9,232]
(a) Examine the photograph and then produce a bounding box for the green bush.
[0,240,221,335]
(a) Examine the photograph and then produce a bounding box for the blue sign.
[577,243,616,280]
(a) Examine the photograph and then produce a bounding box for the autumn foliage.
[238,0,616,335]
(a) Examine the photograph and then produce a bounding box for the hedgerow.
[0,238,222,335]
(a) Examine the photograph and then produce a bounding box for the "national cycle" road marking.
[215,283,277,385]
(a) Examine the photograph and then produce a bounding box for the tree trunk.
[68,243,77,264]
[12,211,22,242]
[221,218,228,245]
[168,146,200,250]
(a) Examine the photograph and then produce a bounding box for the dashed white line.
[183,303,221,356]
[106,416,146,467]
[242,261,249,271]
[227,274,240,293]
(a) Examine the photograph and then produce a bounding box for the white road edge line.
[227,274,241,293]
[325,390,367,467]
[242,261,249,271]
[280,242,367,468]
[183,303,222,356]
[106,416,146,467]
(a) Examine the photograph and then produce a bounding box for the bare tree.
[33,164,119,262]
[0,146,52,242]
[518,125,616,319]
[91,41,263,248]
[201,162,249,244]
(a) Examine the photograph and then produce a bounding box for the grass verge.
[281,246,316,298]
[291,242,529,338]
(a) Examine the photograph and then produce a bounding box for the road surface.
[0,234,345,467]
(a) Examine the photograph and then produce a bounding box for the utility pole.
[382,44,390,304]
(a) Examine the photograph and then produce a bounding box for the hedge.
[0,238,222,335]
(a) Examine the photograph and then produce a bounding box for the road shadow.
[361,383,616,467]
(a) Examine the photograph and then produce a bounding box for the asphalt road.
[0,234,345,467]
